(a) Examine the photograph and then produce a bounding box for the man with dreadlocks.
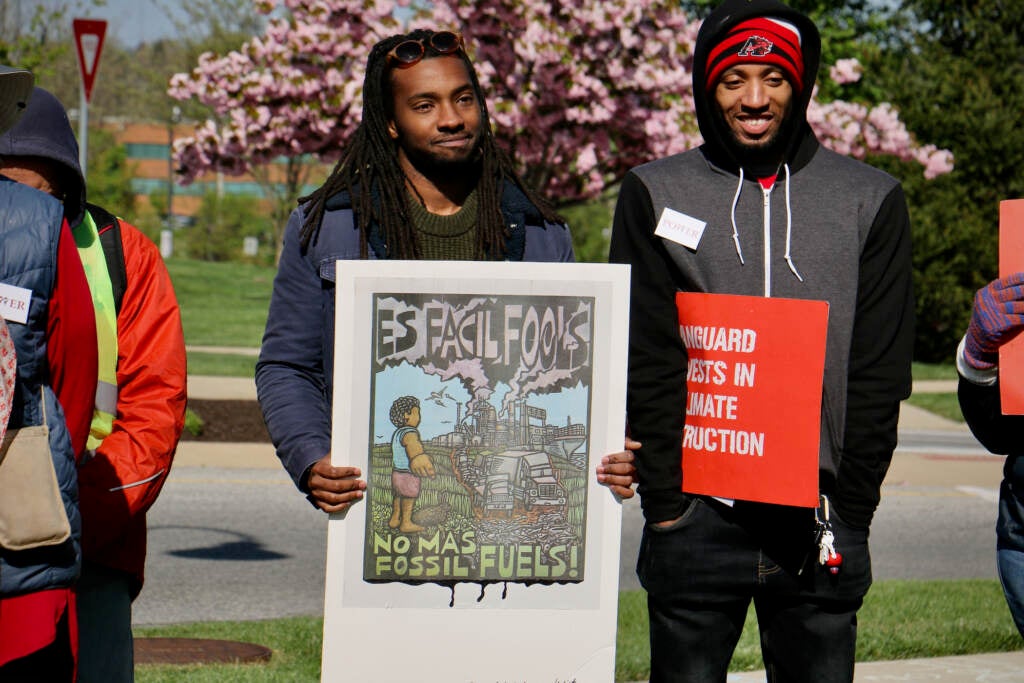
[256,29,638,512]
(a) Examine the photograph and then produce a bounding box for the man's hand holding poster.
[676,292,829,507]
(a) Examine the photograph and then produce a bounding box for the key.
[816,494,844,574]
[818,529,836,565]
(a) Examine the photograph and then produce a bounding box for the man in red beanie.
[610,0,914,680]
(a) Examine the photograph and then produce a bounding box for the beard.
[716,101,796,173]
[399,136,483,179]
[726,130,788,173]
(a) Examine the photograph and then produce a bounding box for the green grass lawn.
[905,392,964,422]
[617,580,1022,680]
[167,258,276,348]
[912,361,957,381]
[187,352,258,377]
[134,580,1021,682]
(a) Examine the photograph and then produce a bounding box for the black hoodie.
[0,87,87,229]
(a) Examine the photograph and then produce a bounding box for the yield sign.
[73,18,107,104]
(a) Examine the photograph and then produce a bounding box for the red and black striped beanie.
[705,17,803,93]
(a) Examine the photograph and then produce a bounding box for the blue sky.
[87,0,410,47]
[81,0,189,47]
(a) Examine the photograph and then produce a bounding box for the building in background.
[98,118,329,225]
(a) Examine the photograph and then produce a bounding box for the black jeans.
[996,455,1024,637]
[638,497,871,683]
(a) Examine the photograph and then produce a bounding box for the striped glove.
[963,272,1024,370]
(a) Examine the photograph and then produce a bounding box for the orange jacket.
[76,219,187,595]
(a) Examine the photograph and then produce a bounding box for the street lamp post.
[167,105,181,223]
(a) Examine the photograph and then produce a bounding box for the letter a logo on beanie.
[706,17,803,93]
[738,36,774,58]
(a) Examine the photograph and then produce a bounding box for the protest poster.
[676,292,828,507]
[999,199,1024,414]
[322,261,629,682]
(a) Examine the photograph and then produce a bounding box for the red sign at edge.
[999,199,1024,414]
[73,18,108,104]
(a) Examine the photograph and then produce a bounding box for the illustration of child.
[388,396,435,533]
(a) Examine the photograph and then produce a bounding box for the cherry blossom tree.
[168,0,952,234]
[809,58,952,179]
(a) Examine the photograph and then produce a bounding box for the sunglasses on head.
[386,31,464,68]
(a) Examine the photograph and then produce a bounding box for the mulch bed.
[182,399,270,443]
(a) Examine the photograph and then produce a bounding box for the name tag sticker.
[655,207,707,250]
[0,283,32,324]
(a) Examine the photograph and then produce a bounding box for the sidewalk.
[182,373,1024,680]
[718,650,1024,682]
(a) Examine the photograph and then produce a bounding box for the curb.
[186,345,259,357]
[187,375,257,401]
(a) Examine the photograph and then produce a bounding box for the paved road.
[134,425,1005,626]
[135,462,327,625]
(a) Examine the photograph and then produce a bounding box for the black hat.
[0,66,34,135]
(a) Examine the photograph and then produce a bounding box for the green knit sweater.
[407,188,479,260]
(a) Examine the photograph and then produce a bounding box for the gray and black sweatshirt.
[609,0,914,529]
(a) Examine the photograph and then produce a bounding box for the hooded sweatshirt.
[609,0,914,528]
[0,87,87,229]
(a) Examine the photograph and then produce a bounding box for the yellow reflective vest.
[73,210,119,452]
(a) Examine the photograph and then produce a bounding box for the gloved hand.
[964,272,1024,370]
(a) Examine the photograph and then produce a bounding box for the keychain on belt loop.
[816,494,843,575]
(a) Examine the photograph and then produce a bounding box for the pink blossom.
[576,144,599,175]
[829,58,862,85]
[917,147,956,179]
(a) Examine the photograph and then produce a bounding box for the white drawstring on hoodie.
[782,164,804,283]
[729,163,804,296]
[730,166,746,266]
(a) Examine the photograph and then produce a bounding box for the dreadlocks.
[298,29,561,259]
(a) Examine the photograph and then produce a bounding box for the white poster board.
[323,261,630,682]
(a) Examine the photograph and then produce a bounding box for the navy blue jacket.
[959,378,1024,473]
[256,183,574,492]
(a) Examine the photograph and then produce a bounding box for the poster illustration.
[322,261,629,683]
[366,293,593,583]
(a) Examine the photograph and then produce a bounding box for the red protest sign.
[73,19,107,104]
[999,199,1024,415]
[676,292,828,507]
